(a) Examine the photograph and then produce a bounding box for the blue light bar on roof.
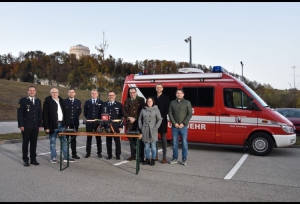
[212,66,229,74]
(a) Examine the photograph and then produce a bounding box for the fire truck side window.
[224,88,250,109]
[183,87,214,107]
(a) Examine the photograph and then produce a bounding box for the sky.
[1,2,299,90]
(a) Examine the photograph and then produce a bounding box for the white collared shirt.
[29,96,35,105]
[52,98,63,121]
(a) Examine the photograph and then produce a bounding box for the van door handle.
[220,113,230,116]
[206,112,215,115]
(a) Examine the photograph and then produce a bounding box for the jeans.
[49,122,68,159]
[145,141,156,159]
[171,126,188,161]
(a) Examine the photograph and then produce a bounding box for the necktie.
[93,100,95,104]
[31,98,34,105]
[71,100,73,104]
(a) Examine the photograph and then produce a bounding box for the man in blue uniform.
[64,88,82,159]
[84,89,103,158]
[17,86,43,167]
[102,91,123,160]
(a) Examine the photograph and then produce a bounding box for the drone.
[86,111,122,134]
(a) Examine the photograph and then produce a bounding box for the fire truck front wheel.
[248,132,274,156]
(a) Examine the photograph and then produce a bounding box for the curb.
[0,136,49,145]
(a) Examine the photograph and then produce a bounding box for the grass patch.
[0,79,121,121]
[295,136,300,145]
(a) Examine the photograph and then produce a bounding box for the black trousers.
[156,133,167,158]
[129,138,144,159]
[106,124,121,156]
[86,126,102,155]
[66,126,78,156]
[22,129,38,162]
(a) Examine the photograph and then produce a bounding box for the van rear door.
[182,85,217,143]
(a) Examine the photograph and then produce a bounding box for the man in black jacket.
[153,83,170,164]
[84,89,103,158]
[102,91,123,160]
[17,86,43,167]
[43,88,75,164]
[64,88,82,159]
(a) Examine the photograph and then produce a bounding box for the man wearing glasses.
[122,87,145,161]
[102,91,123,160]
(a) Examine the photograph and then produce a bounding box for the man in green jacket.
[168,89,192,166]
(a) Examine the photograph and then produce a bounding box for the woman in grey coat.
[138,97,162,166]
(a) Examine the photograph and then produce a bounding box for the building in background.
[69,44,90,59]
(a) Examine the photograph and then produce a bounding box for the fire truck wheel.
[248,132,274,156]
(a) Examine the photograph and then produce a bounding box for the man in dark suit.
[43,88,75,163]
[64,88,82,159]
[153,83,170,164]
[17,86,43,167]
[102,91,123,160]
[84,89,103,158]
[122,87,145,161]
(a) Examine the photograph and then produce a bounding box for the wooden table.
[58,132,142,175]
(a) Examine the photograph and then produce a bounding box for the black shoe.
[98,154,102,158]
[24,162,30,167]
[142,159,150,165]
[72,155,80,159]
[150,159,155,166]
[30,160,39,165]
[106,155,112,160]
[127,156,136,161]
[84,154,90,158]
[116,156,121,160]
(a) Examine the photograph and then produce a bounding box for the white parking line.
[224,153,249,180]
[37,144,100,156]
[114,161,129,166]
[113,146,172,166]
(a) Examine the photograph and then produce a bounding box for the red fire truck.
[121,66,296,156]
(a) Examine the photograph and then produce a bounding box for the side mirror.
[246,97,262,111]
[247,98,256,110]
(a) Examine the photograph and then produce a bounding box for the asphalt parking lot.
[0,135,300,202]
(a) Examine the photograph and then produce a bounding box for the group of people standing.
[17,83,192,167]
[121,83,193,166]
[18,86,83,166]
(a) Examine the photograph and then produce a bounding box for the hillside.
[0,79,121,121]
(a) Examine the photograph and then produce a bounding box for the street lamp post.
[240,61,244,82]
[184,36,192,68]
